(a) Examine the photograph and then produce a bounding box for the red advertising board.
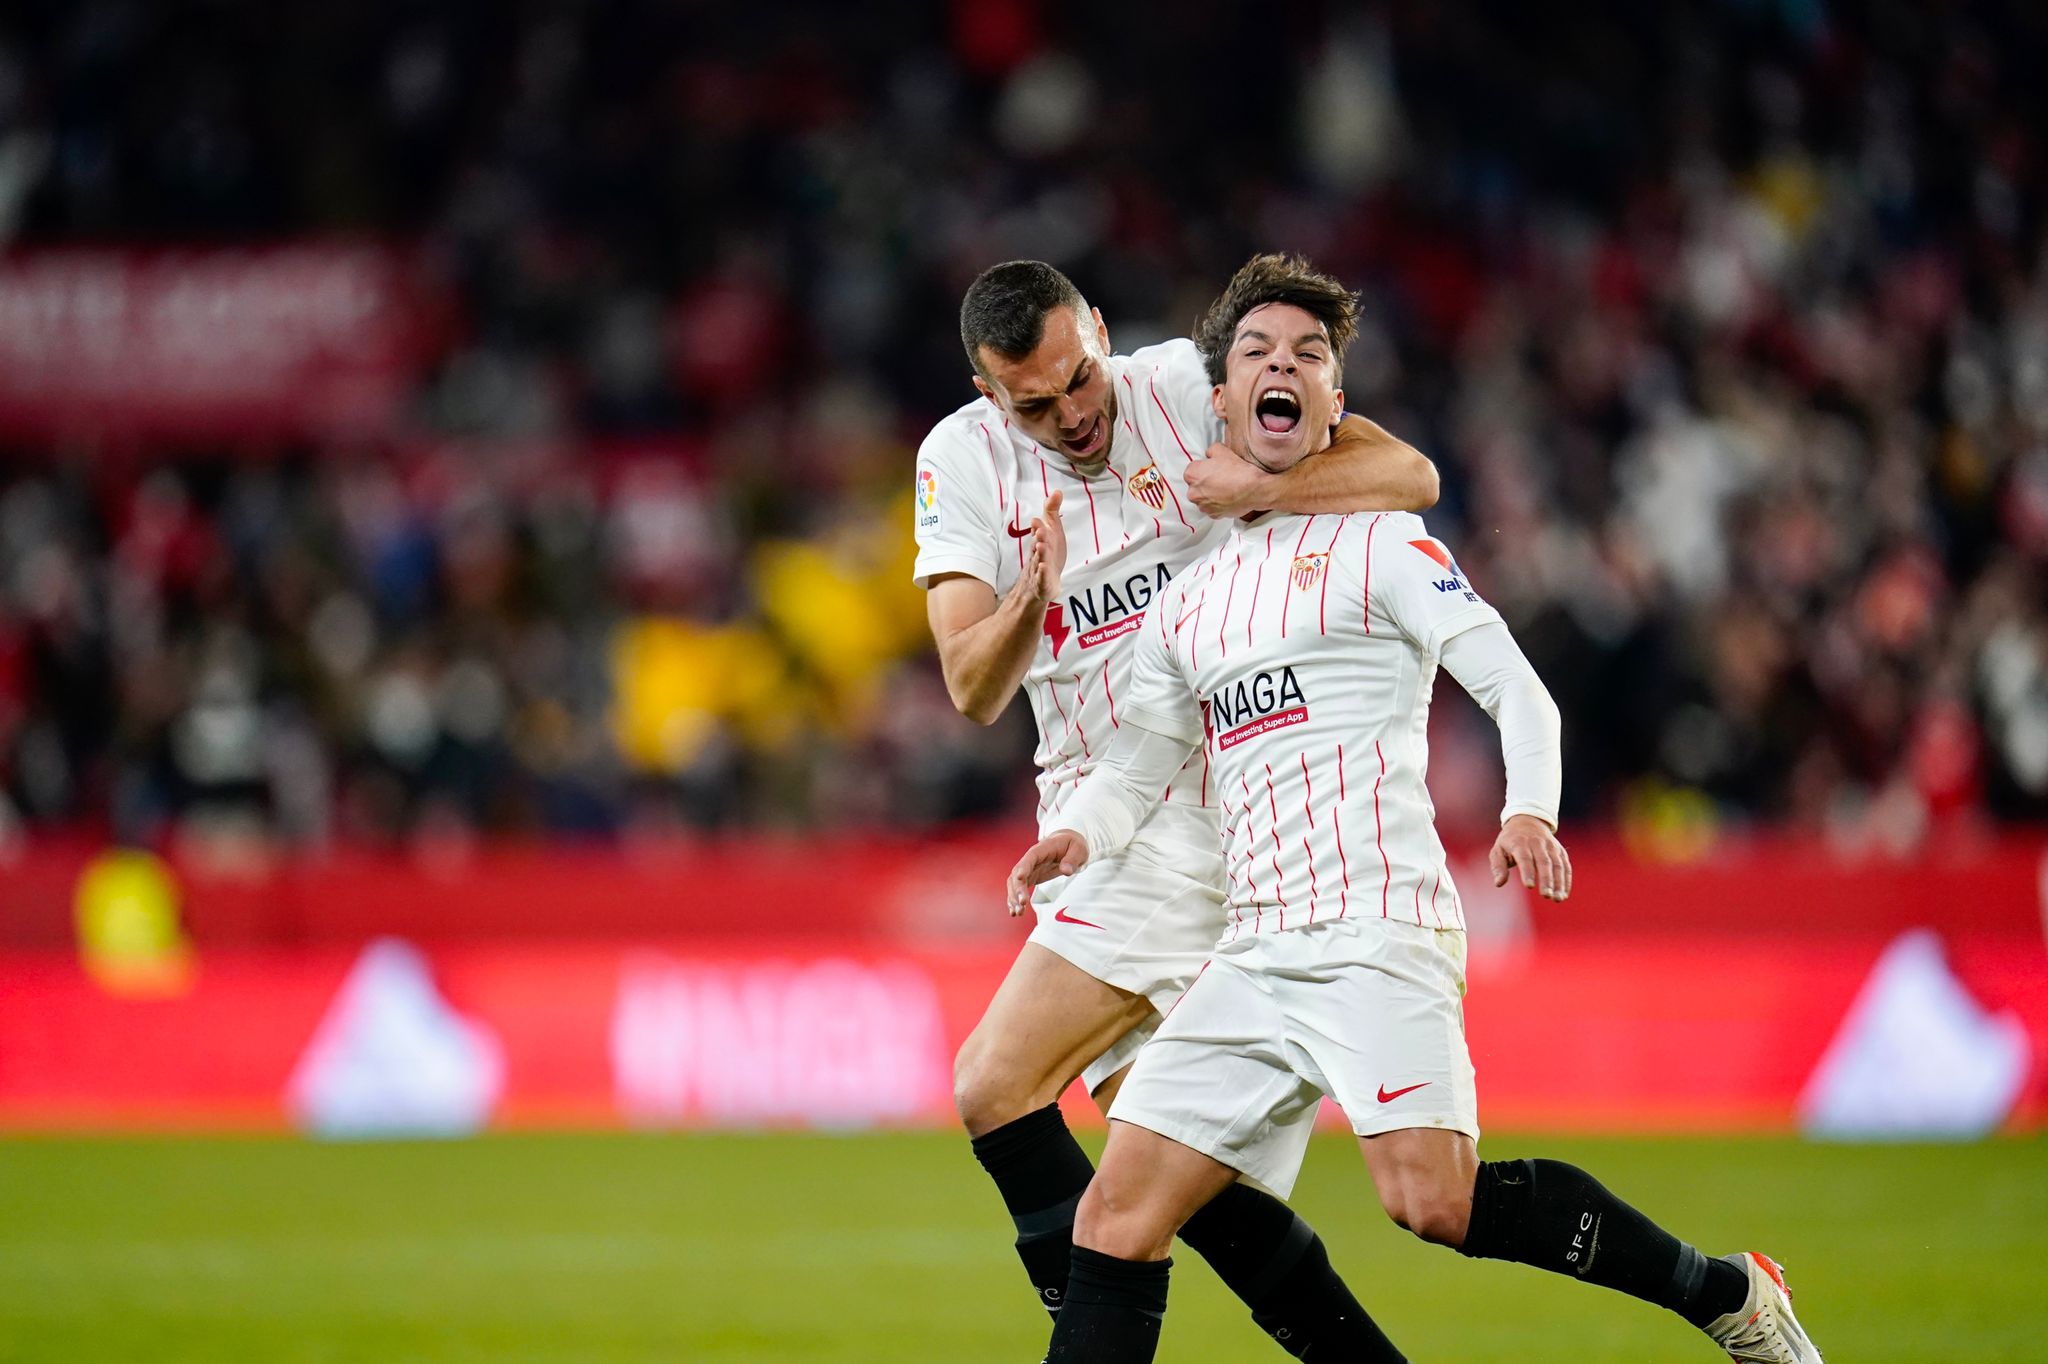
[1,936,2043,1134]
[4,832,2044,948]
[2,835,2043,1134]
[0,246,437,441]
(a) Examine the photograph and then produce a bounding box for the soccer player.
[1008,255,1826,1364]
[916,260,1438,1356]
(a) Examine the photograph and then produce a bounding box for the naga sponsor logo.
[611,953,948,1127]
[1206,665,1309,750]
[915,468,940,533]
[1409,538,1482,602]
[1044,561,1174,659]
[1127,463,1167,510]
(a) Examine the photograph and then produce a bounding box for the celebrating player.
[1008,254,1825,1364]
[915,260,1436,1355]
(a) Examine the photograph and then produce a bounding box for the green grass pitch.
[2,1129,2043,1361]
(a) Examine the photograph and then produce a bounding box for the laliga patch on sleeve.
[915,468,941,533]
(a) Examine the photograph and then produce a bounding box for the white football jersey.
[1121,510,1503,938]
[912,338,1230,829]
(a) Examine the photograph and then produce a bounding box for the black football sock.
[1179,1183,1406,1360]
[969,1103,1097,1318]
[1460,1158,1749,1327]
[1045,1247,1170,1362]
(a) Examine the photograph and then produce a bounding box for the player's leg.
[1081,1055,1406,1361]
[1458,1150,1825,1357]
[1333,924,1816,1356]
[959,943,1155,1317]
[1358,1131,1784,1337]
[957,943,1155,1136]
[1047,1119,1238,1363]
[1097,949,1410,1361]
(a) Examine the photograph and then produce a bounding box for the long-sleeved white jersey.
[1076,508,1562,940]
[911,338,1230,829]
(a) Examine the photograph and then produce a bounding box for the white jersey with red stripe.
[911,338,1230,829]
[1121,509,1504,939]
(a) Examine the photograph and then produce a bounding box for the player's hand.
[1187,443,1275,518]
[1031,489,1067,600]
[1006,829,1091,915]
[1489,814,1572,902]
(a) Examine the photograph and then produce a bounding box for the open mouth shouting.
[1255,387,1302,436]
[1061,412,1109,460]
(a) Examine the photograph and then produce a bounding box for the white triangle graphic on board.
[286,938,504,1137]
[1798,929,2030,1140]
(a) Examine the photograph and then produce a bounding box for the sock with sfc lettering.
[1460,1158,1748,1327]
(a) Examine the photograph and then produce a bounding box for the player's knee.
[1377,1176,1472,1248]
[952,1034,1033,1135]
[1074,1176,1176,1262]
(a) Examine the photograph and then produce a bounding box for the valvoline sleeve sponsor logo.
[1044,562,1174,659]
[1410,538,1482,601]
[1205,665,1309,750]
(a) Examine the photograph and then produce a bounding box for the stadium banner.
[4,833,2045,948]
[0,932,2042,1135]
[0,245,438,441]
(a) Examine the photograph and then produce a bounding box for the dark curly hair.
[1193,254,1360,386]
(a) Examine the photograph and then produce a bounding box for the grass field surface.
[2,1128,2043,1361]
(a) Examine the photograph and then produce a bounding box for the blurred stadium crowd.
[1,0,2046,852]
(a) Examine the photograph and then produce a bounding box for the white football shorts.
[1026,801,1228,1093]
[1106,915,1479,1199]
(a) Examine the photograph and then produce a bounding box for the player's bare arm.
[1187,413,1438,519]
[926,491,1066,724]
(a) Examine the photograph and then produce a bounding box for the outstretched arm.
[1186,414,1439,519]
[1437,622,1572,901]
[1005,723,1197,914]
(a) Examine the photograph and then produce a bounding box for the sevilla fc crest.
[1127,464,1166,510]
[1291,553,1329,590]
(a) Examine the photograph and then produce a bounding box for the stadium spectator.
[0,0,2044,850]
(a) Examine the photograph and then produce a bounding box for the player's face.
[974,305,1119,468]
[1211,302,1344,475]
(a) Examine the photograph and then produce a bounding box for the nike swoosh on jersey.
[1376,1081,1432,1103]
[1053,907,1103,930]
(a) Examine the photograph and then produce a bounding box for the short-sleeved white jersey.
[912,338,1232,828]
[1122,509,1502,938]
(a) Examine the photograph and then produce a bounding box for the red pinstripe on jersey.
[1264,762,1286,931]
[1044,668,1091,761]
[1362,512,1385,633]
[1079,475,1102,555]
[1317,515,1345,634]
[1373,740,1391,917]
[1282,517,1315,639]
[1188,557,1217,670]
[1120,375,1195,532]
[1236,770,1253,929]
[1217,543,1242,660]
[1245,526,1273,650]
[1334,743,1352,919]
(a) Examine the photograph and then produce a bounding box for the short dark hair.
[1193,254,1360,386]
[960,261,1087,378]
